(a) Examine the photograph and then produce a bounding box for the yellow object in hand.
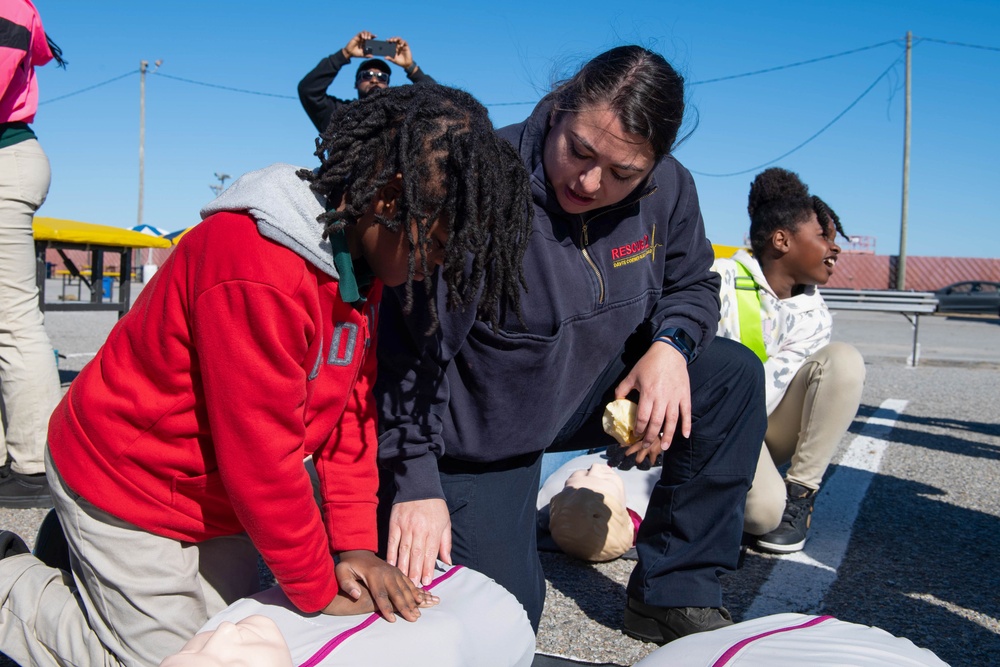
[602,398,640,447]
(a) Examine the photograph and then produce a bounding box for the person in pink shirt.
[0,0,67,508]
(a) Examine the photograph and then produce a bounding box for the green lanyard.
[734,262,767,363]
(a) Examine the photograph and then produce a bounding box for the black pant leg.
[627,337,765,608]
[437,452,546,632]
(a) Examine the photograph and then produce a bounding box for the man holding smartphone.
[298,30,437,133]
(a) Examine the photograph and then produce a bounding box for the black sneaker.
[623,597,733,645]
[755,481,816,554]
[0,531,31,560]
[0,468,54,509]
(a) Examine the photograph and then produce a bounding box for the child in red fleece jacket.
[0,83,533,667]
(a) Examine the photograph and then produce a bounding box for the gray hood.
[200,163,340,279]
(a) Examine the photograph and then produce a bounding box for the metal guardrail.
[821,288,939,366]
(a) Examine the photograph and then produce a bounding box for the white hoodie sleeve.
[761,293,833,414]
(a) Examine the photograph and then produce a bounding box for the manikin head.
[159,615,292,667]
[548,464,634,562]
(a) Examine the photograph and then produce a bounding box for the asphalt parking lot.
[3,286,998,666]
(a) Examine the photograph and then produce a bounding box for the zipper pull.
[582,221,589,246]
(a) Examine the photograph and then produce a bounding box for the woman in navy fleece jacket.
[376,46,767,643]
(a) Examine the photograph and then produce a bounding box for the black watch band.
[653,327,695,363]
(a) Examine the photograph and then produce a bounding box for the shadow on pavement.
[824,473,1000,667]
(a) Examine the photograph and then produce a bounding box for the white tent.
[130,224,168,237]
[129,225,167,279]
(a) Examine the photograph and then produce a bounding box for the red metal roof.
[827,254,1000,291]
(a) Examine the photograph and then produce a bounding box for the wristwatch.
[653,327,695,363]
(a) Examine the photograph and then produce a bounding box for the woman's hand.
[326,550,439,622]
[385,499,452,587]
[614,341,692,467]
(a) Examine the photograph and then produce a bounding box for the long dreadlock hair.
[45,35,67,68]
[297,84,532,332]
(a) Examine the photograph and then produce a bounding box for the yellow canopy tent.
[33,217,172,249]
[33,217,171,317]
[711,244,743,259]
[164,225,196,245]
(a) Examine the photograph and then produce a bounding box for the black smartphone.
[362,40,396,58]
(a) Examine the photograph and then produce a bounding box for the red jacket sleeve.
[192,279,339,613]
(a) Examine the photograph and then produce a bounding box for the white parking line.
[902,593,1000,632]
[745,398,909,618]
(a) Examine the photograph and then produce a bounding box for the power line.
[482,38,906,106]
[915,36,1000,52]
[38,70,137,105]
[690,53,907,178]
[151,71,297,99]
[689,39,902,85]
[485,101,538,107]
[36,35,997,111]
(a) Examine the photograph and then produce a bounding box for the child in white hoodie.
[712,168,865,554]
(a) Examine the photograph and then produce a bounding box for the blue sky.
[30,0,999,258]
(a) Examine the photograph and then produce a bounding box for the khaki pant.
[0,139,61,474]
[0,448,261,666]
[744,342,866,535]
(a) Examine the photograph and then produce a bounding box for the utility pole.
[896,31,912,291]
[209,172,231,197]
[137,59,162,229]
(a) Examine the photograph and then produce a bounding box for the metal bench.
[820,288,938,366]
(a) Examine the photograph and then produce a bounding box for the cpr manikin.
[539,399,661,562]
[548,464,635,562]
[159,615,292,667]
[191,563,534,667]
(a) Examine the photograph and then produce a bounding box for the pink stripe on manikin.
[298,565,466,667]
[711,615,835,667]
[627,508,642,544]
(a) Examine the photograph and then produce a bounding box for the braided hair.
[297,84,532,331]
[811,195,848,241]
[746,167,814,257]
[45,35,67,68]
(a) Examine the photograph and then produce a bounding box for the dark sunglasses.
[357,70,390,84]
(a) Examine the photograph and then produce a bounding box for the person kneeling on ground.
[713,168,866,554]
[375,45,766,646]
[0,83,532,667]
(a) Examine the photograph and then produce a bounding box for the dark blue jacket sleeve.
[297,51,354,134]
[647,159,720,361]
[375,278,476,502]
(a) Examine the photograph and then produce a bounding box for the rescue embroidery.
[611,227,661,268]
